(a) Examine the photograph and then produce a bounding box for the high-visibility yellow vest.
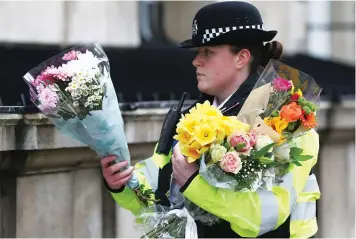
[110,129,320,238]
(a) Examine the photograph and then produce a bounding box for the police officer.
[101,1,320,238]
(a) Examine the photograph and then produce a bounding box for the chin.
[197,84,213,95]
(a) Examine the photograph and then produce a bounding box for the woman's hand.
[172,144,199,187]
[101,155,134,190]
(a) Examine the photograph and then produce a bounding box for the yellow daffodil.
[173,128,192,145]
[190,100,223,117]
[194,124,216,146]
[230,117,251,133]
[180,144,201,163]
[178,115,199,135]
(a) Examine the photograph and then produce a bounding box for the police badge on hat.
[179,1,277,48]
[192,19,198,36]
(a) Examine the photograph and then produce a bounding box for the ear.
[235,49,251,69]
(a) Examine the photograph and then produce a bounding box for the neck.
[215,70,250,106]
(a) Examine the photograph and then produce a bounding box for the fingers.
[101,155,117,168]
[107,161,128,175]
[113,172,133,186]
[173,143,181,157]
[104,165,134,190]
[113,166,134,181]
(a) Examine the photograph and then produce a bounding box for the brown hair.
[230,41,283,72]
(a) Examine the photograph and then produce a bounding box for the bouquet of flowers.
[174,59,322,192]
[23,43,145,194]
[135,60,322,238]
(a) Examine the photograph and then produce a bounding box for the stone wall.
[0,101,354,238]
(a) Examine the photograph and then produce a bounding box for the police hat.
[179,1,277,48]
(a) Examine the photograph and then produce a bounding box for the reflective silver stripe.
[257,189,279,236]
[143,157,159,191]
[303,174,320,193]
[279,172,297,212]
[135,157,159,191]
[257,172,297,236]
[291,202,316,221]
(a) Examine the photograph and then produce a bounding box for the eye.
[204,49,212,56]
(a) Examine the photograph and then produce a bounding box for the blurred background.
[0,1,354,238]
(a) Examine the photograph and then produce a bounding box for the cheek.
[210,61,235,82]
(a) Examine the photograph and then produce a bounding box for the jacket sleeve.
[181,130,320,238]
[108,144,172,216]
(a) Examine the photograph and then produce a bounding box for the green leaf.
[290,147,313,162]
[263,161,288,169]
[223,141,230,149]
[252,143,275,159]
[295,155,314,161]
[290,147,303,158]
[259,156,274,164]
[292,160,302,166]
[235,142,246,151]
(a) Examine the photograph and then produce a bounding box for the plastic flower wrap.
[173,60,322,192]
[135,205,197,239]
[135,200,220,239]
[23,43,140,190]
[238,59,322,144]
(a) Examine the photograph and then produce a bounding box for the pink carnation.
[272,77,292,92]
[62,50,78,61]
[34,66,69,86]
[38,86,59,113]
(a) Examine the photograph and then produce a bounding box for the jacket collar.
[183,71,259,116]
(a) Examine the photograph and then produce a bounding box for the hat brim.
[179,30,277,48]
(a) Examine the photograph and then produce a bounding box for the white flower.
[78,77,85,84]
[69,82,78,90]
[210,144,227,163]
[274,144,291,160]
[60,50,102,78]
[73,101,79,107]
[255,134,274,151]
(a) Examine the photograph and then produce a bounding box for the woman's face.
[192,45,240,96]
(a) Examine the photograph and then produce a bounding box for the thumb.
[173,143,183,158]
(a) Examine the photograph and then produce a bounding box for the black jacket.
[154,71,292,238]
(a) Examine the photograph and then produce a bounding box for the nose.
[192,53,203,68]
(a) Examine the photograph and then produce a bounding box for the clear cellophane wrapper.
[23,43,139,189]
[134,200,220,239]
[199,59,322,192]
